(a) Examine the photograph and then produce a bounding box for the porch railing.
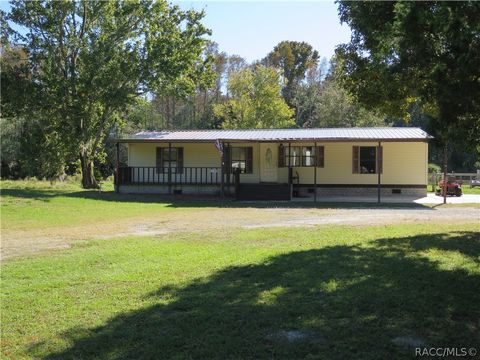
[117,166,223,185]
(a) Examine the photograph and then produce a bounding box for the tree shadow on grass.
[33,231,480,359]
[1,188,434,210]
[1,188,73,202]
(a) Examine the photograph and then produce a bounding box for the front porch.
[117,166,223,186]
[115,165,293,199]
[114,141,334,201]
[113,132,428,202]
[116,165,234,196]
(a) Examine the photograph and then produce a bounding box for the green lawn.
[1,181,480,359]
[0,180,180,231]
[462,185,480,195]
[2,180,477,234]
[0,180,431,234]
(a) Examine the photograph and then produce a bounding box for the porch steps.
[236,183,290,201]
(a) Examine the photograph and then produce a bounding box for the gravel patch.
[2,206,479,260]
[242,207,480,229]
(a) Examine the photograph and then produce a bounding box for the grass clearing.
[0,180,178,231]
[462,185,480,195]
[2,224,480,359]
[2,181,479,260]
[1,180,480,359]
[2,180,478,235]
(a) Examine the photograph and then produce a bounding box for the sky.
[1,1,351,63]
[174,1,351,62]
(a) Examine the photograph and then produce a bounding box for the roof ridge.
[137,126,423,133]
[120,127,431,142]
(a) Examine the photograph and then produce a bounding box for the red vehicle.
[435,179,462,197]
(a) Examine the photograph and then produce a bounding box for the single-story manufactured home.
[114,127,431,201]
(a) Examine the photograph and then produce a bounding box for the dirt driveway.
[2,205,479,260]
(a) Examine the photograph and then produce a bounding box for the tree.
[336,1,480,201]
[311,79,386,128]
[335,1,480,149]
[293,77,386,129]
[6,0,213,188]
[214,65,294,129]
[138,43,238,130]
[263,41,319,107]
[1,26,72,179]
[289,59,386,128]
[225,55,248,98]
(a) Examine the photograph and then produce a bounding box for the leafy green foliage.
[214,65,294,129]
[5,0,213,187]
[117,45,247,131]
[335,1,480,148]
[0,39,77,178]
[428,163,441,174]
[263,41,319,106]
[293,76,386,128]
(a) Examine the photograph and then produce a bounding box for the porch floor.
[292,193,480,204]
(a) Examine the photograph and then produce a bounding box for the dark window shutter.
[246,147,253,174]
[316,146,324,167]
[278,145,285,168]
[352,146,359,174]
[377,145,383,174]
[156,147,163,173]
[177,147,184,174]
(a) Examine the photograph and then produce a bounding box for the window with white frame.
[281,146,324,167]
[229,147,253,174]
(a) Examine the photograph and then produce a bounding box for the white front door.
[260,143,278,182]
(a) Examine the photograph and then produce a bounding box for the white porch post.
[168,142,172,195]
[220,141,225,202]
[377,141,381,203]
[288,142,292,200]
[314,142,317,203]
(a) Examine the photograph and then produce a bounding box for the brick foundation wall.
[297,186,426,197]
[118,184,235,195]
[119,184,426,198]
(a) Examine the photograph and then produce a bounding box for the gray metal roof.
[117,127,431,143]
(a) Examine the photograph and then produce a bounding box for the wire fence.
[429,172,480,189]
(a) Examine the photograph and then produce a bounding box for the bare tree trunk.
[80,149,99,189]
[166,96,171,129]
[172,97,176,128]
[203,89,207,128]
[192,95,196,127]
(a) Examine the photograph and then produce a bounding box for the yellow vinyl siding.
[127,141,428,186]
[290,141,427,185]
[381,142,427,185]
[127,142,261,184]
[128,143,219,167]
